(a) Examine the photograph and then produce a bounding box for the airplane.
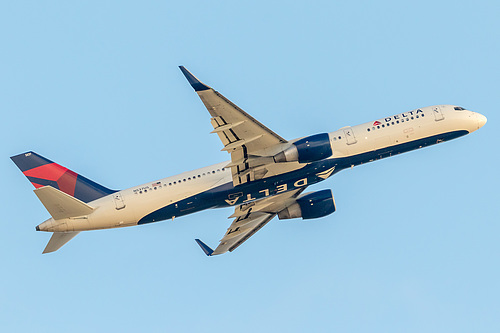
[11,66,487,256]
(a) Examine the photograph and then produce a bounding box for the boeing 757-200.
[11,66,487,255]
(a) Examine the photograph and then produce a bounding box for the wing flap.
[198,89,286,152]
[213,213,275,255]
[220,135,263,152]
[210,121,245,133]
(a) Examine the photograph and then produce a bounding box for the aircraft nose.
[476,113,487,129]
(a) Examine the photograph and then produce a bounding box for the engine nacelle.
[274,133,332,163]
[278,189,336,220]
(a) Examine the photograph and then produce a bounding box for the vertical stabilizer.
[10,151,116,203]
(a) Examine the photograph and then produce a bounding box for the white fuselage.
[37,105,486,232]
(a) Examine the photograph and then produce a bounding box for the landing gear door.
[343,127,357,145]
[113,193,126,210]
[433,106,444,121]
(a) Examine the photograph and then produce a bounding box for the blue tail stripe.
[26,177,59,189]
[74,175,117,203]
[10,152,52,172]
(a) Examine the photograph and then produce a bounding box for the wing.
[179,66,287,186]
[195,188,306,256]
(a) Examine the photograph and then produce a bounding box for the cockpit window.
[454,106,466,111]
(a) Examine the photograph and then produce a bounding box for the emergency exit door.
[433,106,444,121]
[343,127,357,145]
[113,193,126,210]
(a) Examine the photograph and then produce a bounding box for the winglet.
[179,66,211,91]
[195,239,214,256]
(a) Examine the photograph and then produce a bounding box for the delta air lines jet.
[11,66,487,255]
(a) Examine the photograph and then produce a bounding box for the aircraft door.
[113,193,126,210]
[433,106,444,121]
[343,127,357,145]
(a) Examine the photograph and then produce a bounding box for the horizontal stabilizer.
[43,232,80,254]
[34,186,94,220]
[195,239,214,256]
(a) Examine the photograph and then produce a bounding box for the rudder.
[11,151,116,203]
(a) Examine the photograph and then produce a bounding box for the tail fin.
[11,151,116,203]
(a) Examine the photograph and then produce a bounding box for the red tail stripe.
[57,170,78,197]
[23,163,69,181]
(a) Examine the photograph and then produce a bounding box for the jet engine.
[274,133,333,163]
[278,189,336,220]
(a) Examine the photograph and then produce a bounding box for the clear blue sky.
[1,1,499,332]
